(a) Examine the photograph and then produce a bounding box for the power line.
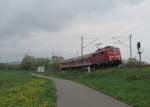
[112,35,133,59]
[81,36,99,57]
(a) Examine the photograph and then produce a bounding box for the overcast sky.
[0,0,150,62]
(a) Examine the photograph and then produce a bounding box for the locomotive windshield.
[113,48,119,52]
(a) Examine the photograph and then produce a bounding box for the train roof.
[64,53,92,62]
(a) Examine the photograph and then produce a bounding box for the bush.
[127,58,139,66]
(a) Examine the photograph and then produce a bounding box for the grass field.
[0,70,56,107]
[44,67,150,107]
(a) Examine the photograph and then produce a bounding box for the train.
[61,46,122,69]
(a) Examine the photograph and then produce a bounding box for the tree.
[35,58,51,70]
[50,56,64,68]
[21,55,35,70]
[21,55,64,71]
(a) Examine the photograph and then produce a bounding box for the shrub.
[127,58,139,66]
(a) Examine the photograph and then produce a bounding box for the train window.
[113,48,119,52]
[93,54,96,57]
[100,51,104,55]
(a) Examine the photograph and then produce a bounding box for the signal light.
[137,42,141,49]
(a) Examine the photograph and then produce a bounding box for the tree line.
[0,55,64,71]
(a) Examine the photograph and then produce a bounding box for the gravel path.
[31,74,130,107]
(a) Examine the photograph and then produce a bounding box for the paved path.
[31,74,130,107]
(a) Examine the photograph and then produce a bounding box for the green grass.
[0,70,56,107]
[44,67,150,107]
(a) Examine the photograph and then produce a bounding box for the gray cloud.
[0,0,142,39]
[0,0,149,62]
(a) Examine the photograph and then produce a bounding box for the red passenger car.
[61,46,122,69]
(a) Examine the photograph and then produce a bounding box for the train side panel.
[61,46,122,69]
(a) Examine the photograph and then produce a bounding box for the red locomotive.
[61,46,122,69]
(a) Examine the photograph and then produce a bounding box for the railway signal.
[137,42,142,63]
[137,42,141,49]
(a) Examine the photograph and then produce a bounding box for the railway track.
[112,65,150,69]
[90,64,150,70]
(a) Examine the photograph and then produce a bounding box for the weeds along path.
[0,71,56,107]
[31,73,130,107]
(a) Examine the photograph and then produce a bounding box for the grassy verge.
[0,70,56,107]
[44,67,150,107]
